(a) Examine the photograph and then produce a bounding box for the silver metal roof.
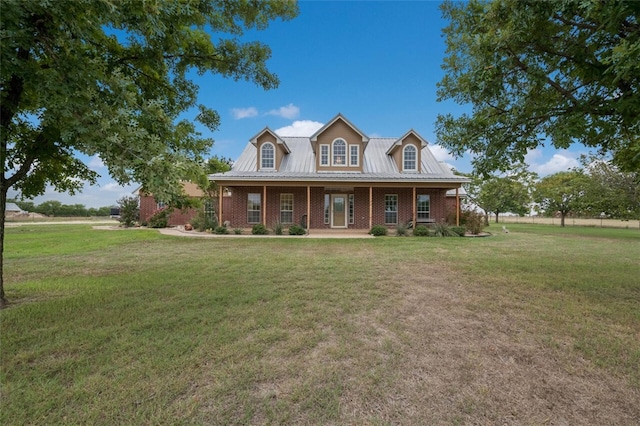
[211,135,468,185]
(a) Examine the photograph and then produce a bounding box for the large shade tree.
[436,0,640,175]
[0,0,298,306]
[534,170,590,227]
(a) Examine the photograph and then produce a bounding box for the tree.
[436,0,640,175]
[580,155,640,219]
[462,166,536,223]
[534,170,589,227]
[0,1,298,306]
[117,196,139,228]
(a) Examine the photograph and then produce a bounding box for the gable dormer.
[386,130,428,173]
[310,113,369,172]
[250,127,290,171]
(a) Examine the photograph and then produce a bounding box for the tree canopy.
[534,170,591,227]
[436,0,640,174]
[0,0,298,306]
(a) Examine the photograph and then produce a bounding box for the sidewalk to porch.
[155,227,374,239]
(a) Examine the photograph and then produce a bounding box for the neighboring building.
[137,182,206,226]
[5,202,25,217]
[210,114,469,230]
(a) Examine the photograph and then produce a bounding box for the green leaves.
[437,0,640,174]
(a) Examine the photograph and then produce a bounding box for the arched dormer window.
[332,139,346,166]
[403,144,417,171]
[261,142,275,169]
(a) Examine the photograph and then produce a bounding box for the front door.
[331,194,347,228]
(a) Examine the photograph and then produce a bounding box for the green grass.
[1,224,639,424]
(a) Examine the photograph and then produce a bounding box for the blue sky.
[10,0,585,208]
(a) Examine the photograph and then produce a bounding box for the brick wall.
[221,185,452,230]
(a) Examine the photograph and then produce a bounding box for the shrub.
[288,224,307,235]
[147,207,170,228]
[465,210,486,235]
[396,222,409,236]
[431,222,459,237]
[214,226,229,234]
[370,224,387,236]
[117,196,139,227]
[413,225,430,237]
[450,226,466,236]
[251,223,268,235]
[233,228,243,235]
[272,221,284,235]
[190,208,218,232]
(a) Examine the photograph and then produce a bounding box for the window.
[324,194,330,224]
[280,193,293,224]
[403,144,417,171]
[349,194,354,224]
[385,194,398,224]
[156,201,166,210]
[320,145,329,166]
[350,145,359,167]
[417,194,430,220]
[247,193,261,223]
[332,139,346,165]
[261,143,275,169]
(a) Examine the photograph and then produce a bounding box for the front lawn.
[1,224,638,424]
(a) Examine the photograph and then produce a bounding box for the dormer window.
[332,139,346,166]
[261,142,275,169]
[403,144,417,171]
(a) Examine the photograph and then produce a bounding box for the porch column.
[263,185,267,225]
[307,185,311,234]
[412,187,417,228]
[218,188,223,226]
[456,188,460,226]
[368,186,373,229]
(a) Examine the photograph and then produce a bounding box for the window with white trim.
[385,194,398,224]
[417,194,430,220]
[261,143,275,169]
[350,145,359,167]
[280,193,293,224]
[247,193,261,223]
[324,194,330,224]
[332,139,346,166]
[320,144,329,166]
[403,144,417,171]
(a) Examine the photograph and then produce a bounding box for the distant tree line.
[8,199,114,217]
[462,156,640,227]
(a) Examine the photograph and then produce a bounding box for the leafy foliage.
[147,207,170,229]
[464,210,486,235]
[272,221,284,235]
[214,226,229,235]
[251,224,268,235]
[189,208,218,233]
[288,224,306,235]
[534,171,590,227]
[396,222,410,237]
[117,196,139,228]
[412,225,430,237]
[370,225,388,237]
[437,0,640,173]
[431,222,460,237]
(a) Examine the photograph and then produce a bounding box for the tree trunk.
[560,212,566,227]
[495,212,500,223]
[1,184,7,308]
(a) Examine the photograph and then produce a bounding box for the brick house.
[210,114,468,231]
[138,182,208,226]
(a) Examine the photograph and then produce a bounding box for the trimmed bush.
[465,210,486,235]
[251,223,268,235]
[370,225,387,236]
[233,228,243,235]
[214,226,229,234]
[288,224,307,235]
[413,225,430,237]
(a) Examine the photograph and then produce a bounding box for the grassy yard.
[1,224,639,424]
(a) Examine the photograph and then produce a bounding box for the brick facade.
[220,186,451,230]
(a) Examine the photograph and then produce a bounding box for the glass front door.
[331,195,347,228]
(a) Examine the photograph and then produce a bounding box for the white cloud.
[527,150,580,176]
[266,103,300,119]
[88,155,105,169]
[101,182,127,192]
[429,144,454,162]
[275,120,324,137]
[231,107,258,120]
